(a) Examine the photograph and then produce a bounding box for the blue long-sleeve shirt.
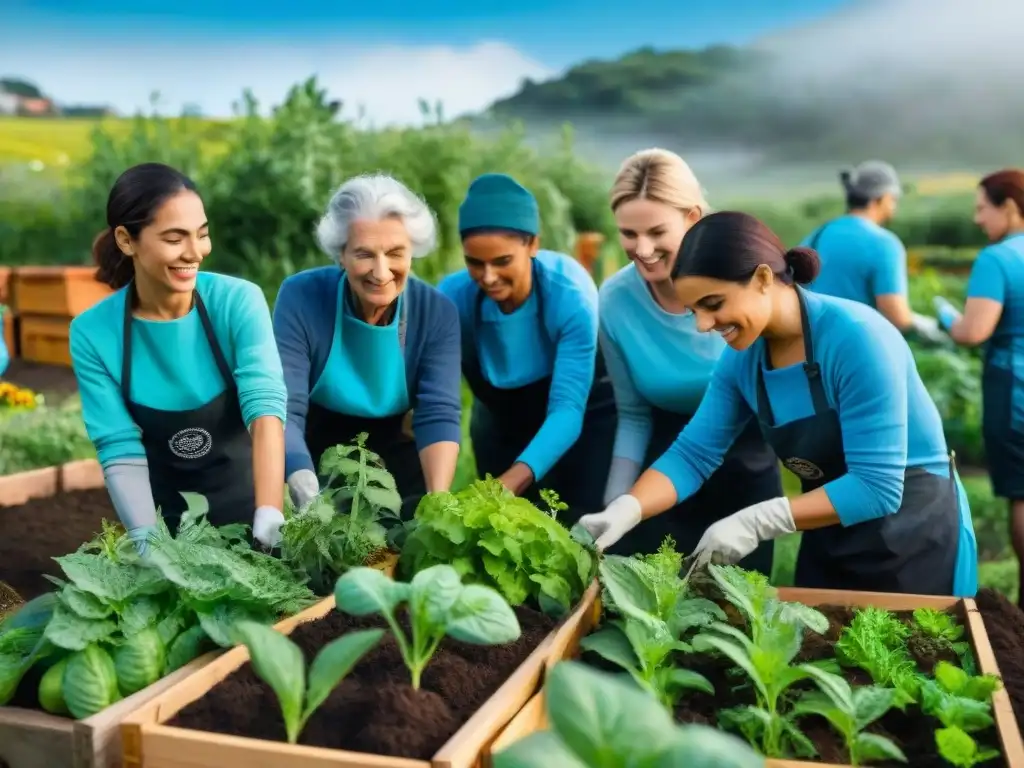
[965,233,1024,369]
[651,290,951,526]
[438,250,599,480]
[599,263,725,463]
[803,215,909,308]
[274,266,462,477]
[69,272,287,468]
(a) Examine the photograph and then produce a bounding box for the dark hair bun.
[784,246,821,285]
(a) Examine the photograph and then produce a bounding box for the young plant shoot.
[232,620,384,744]
[334,564,521,689]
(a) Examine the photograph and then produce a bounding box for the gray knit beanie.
[839,160,902,200]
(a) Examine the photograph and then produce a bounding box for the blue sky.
[1,0,853,122]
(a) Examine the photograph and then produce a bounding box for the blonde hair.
[609,148,709,216]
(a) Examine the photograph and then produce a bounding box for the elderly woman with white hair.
[273,174,462,515]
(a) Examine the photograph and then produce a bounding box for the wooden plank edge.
[0,459,104,508]
[483,693,546,768]
[964,598,1024,767]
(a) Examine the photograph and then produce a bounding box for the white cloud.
[0,38,555,124]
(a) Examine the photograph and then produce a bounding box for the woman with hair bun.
[597,148,781,568]
[936,168,1024,605]
[580,211,978,596]
[70,163,289,550]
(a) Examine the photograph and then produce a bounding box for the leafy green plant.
[1,494,316,718]
[334,564,521,689]
[232,620,383,744]
[580,547,722,709]
[791,668,906,765]
[935,726,1001,767]
[920,661,1001,734]
[280,433,401,594]
[912,608,971,664]
[493,660,764,768]
[398,477,596,615]
[834,607,924,706]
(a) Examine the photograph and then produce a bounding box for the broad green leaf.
[935,661,969,695]
[59,586,112,620]
[334,567,410,617]
[409,565,463,627]
[44,602,117,651]
[579,626,638,672]
[234,621,305,744]
[446,585,521,645]
[303,629,384,721]
[545,661,678,764]
[361,485,403,513]
[801,665,854,713]
[790,691,851,734]
[692,632,767,701]
[659,725,766,768]
[493,731,589,768]
[778,602,829,635]
[197,603,275,648]
[853,685,900,729]
[667,668,715,696]
[119,596,165,635]
[857,732,908,763]
[363,465,398,491]
[599,556,660,619]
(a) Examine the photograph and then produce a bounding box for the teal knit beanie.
[458,173,540,236]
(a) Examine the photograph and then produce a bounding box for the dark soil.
[976,588,1024,732]
[0,488,114,601]
[1,359,80,403]
[169,604,557,759]
[654,603,1005,768]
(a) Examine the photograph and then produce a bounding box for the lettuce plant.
[233,620,383,744]
[791,667,906,765]
[834,606,924,707]
[493,661,764,768]
[935,726,1001,767]
[581,549,722,709]
[334,564,521,689]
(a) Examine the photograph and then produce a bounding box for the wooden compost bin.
[487,587,1024,768]
[10,267,113,318]
[119,580,601,768]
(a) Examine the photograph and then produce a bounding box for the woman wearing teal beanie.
[438,173,617,518]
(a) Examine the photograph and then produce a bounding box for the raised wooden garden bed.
[0,458,103,508]
[490,586,1024,768]
[119,581,601,768]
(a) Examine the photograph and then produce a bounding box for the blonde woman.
[597,149,782,567]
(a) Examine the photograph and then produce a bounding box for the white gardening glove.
[933,296,962,331]
[287,469,319,510]
[692,497,795,567]
[909,312,948,343]
[253,505,286,548]
[577,494,643,551]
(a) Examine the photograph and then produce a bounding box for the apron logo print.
[784,457,823,480]
[169,427,213,460]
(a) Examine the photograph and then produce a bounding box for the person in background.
[70,163,288,550]
[802,160,945,342]
[275,174,461,516]
[0,306,8,378]
[598,148,781,568]
[579,211,978,597]
[935,169,1024,606]
[439,173,616,520]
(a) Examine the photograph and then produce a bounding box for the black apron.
[121,285,255,535]
[756,287,959,594]
[463,261,616,522]
[606,408,781,576]
[981,331,1024,499]
[304,281,424,519]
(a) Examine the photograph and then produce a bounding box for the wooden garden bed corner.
[119,581,601,768]
[488,587,1024,768]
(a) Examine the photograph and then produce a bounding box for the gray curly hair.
[315,173,438,260]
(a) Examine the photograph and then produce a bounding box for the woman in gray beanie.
[799,161,944,343]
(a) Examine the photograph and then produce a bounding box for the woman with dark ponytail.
[70,162,289,551]
[580,211,978,597]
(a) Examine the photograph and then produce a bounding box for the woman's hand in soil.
[253,505,286,549]
[497,463,534,496]
[577,494,642,550]
[692,497,795,565]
